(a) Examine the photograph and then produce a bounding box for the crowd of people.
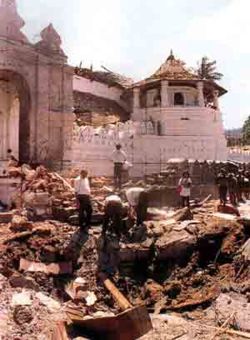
[74,143,250,239]
[216,168,250,206]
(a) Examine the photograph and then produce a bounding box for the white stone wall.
[70,114,228,177]
[73,75,123,103]
[228,149,250,163]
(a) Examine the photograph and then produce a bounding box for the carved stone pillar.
[133,87,140,109]
[161,80,169,107]
[213,90,219,109]
[197,81,205,107]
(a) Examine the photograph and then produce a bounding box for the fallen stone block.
[11,291,32,306]
[36,292,61,313]
[156,229,196,260]
[0,211,13,223]
[9,273,39,290]
[20,258,73,275]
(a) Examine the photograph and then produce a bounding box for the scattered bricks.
[0,211,13,223]
[10,215,33,233]
[9,273,39,291]
[39,245,58,263]
[13,306,33,325]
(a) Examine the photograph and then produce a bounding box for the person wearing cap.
[111,144,127,190]
[74,169,92,231]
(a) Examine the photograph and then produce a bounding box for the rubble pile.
[0,168,249,339]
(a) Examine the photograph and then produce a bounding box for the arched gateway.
[0,70,31,162]
[0,0,74,167]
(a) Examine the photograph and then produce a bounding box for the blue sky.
[17,0,250,129]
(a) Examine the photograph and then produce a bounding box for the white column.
[133,87,140,109]
[213,90,219,110]
[197,81,205,107]
[161,80,169,107]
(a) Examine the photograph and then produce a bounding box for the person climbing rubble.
[125,187,149,226]
[74,169,93,231]
[178,171,192,207]
[98,194,124,275]
[102,194,124,238]
[111,144,127,190]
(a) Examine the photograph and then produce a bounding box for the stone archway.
[0,70,31,163]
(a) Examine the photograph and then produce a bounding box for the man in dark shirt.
[228,173,238,206]
[216,170,228,206]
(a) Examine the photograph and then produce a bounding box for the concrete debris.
[13,305,33,325]
[215,293,250,332]
[35,292,61,313]
[20,258,73,275]
[85,291,97,306]
[11,291,32,306]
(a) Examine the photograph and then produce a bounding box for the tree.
[197,56,223,81]
[242,116,250,145]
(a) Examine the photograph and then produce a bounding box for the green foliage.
[197,56,223,81]
[242,116,250,145]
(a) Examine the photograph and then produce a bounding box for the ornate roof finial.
[167,49,175,61]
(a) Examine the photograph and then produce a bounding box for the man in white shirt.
[74,169,92,230]
[125,187,149,225]
[111,144,127,190]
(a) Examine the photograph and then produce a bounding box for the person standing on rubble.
[74,169,93,231]
[228,173,238,206]
[178,171,192,207]
[111,144,127,190]
[125,187,149,226]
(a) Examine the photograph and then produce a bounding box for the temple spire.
[0,0,28,42]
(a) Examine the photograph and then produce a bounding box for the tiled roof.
[150,51,198,81]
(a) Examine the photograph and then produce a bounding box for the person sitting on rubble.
[228,173,238,206]
[125,187,149,226]
[111,144,127,190]
[178,171,192,208]
[74,169,93,231]
[102,194,124,238]
[216,169,228,206]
